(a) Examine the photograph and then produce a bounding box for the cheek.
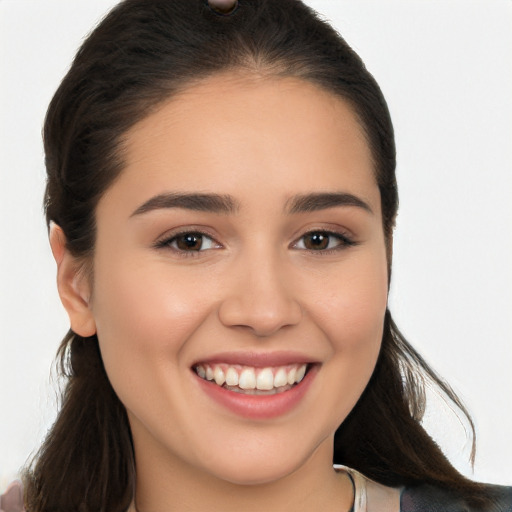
[313,250,388,347]
[306,249,388,414]
[89,254,212,399]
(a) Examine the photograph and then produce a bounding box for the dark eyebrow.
[131,192,239,216]
[286,192,373,215]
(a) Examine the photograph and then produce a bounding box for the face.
[86,73,388,485]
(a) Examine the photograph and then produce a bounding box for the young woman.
[1,1,510,511]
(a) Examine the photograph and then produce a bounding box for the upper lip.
[191,351,318,368]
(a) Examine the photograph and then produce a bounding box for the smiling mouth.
[193,363,309,395]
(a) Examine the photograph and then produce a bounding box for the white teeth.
[225,367,239,387]
[287,366,297,385]
[256,368,274,390]
[213,366,226,386]
[273,367,288,388]
[195,362,310,391]
[296,364,307,383]
[239,368,256,390]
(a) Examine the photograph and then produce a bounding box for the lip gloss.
[194,364,318,419]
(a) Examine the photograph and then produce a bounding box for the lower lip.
[194,365,318,420]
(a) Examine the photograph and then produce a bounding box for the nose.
[218,253,302,337]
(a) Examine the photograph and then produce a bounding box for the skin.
[52,72,389,511]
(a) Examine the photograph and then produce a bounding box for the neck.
[132,438,353,512]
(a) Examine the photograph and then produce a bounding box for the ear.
[49,223,97,337]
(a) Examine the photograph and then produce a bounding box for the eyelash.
[154,229,357,257]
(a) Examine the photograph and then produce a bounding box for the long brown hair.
[24,1,487,510]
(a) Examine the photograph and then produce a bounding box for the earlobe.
[49,223,97,337]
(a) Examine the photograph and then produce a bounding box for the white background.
[1,0,511,489]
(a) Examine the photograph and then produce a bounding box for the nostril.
[218,293,303,338]
[207,0,239,15]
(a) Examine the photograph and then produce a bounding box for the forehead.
[110,72,378,212]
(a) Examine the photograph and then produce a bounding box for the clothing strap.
[338,465,401,512]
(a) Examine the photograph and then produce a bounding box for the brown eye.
[294,231,355,252]
[157,232,218,252]
[303,232,330,250]
[175,233,204,251]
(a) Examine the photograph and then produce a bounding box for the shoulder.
[0,480,24,512]
[400,482,512,512]
[340,466,512,512]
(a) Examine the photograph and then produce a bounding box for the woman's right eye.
[156,232,219,253]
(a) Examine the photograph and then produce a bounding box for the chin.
[194,432,330,487]
[204,456,303,487]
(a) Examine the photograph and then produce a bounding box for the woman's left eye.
[156,232,219,252]
[293,231,355,252]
